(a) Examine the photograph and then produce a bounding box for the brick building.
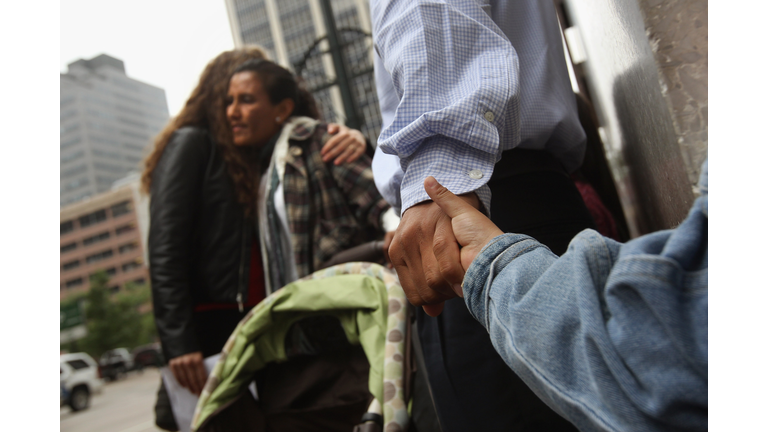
[60,175,150,301]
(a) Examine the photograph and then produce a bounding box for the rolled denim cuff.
[463,233,542,330]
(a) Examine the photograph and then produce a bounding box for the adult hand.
[322,123,367,165]
[388,190,480,317]
[425,176,503,271]
[168,351,208,396]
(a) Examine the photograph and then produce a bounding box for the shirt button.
[484,111,495,122]
[468,169,483,179]
[290,146,303,157]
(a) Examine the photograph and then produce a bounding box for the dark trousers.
[193,309,250,357]
[414,160,595,432]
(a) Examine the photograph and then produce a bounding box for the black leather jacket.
[149,127,252,361]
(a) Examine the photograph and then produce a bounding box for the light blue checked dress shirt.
[371,0,586,216]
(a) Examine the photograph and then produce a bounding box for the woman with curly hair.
[142,46,379,400]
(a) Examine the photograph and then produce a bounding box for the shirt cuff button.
[484,111,495,122]
[468,169,483,179]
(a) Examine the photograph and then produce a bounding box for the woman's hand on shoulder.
[322,123,367,165]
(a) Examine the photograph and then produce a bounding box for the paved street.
[61,368,166,432]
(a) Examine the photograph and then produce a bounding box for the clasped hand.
[388,177,503,316]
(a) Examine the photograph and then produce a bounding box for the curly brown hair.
[140,46,269,215]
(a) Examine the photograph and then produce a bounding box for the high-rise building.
[60,54,169,207]
[224,0,382,145]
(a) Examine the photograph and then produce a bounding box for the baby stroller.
[190,262,413,432]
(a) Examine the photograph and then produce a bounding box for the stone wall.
[640,0,708,187]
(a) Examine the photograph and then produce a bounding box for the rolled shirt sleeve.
[372,0,521,216]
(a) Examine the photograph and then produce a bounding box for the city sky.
[61,0,235,117]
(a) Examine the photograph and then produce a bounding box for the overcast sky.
[61,0,235,117]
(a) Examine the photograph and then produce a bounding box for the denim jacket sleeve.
[462,163,708,431]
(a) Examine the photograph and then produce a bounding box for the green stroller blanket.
[191,262,409,431]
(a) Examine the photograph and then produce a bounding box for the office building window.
[79,210,107,228]
[61,221,74,235]
[116,224,135,235]
[86,249,113,264]
[61,136,82,151]
[118,242,138,254]
[122,261,141,272]
[65,278,84,289]
[61,242,77,253]
[111,201,132,217]
[61,150,85,165]
[92,148,121,159]
[121,261,141,272]
[61,164,88,180]
[83,231,110,246]
[96,176,119,187]
[62,260,80,271]
[94,162,123,172]
[61,177,90,193]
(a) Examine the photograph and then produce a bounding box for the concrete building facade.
[223,0,382,145]
[60,54,169,207]
[59,175,150,302]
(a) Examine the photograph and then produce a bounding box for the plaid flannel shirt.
[279,122,390,279]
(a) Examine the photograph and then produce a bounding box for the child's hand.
[424,176,503,273]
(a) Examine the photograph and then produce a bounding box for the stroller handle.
[319,240,386,270]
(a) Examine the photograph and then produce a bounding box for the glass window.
[94,162,123,172]
[118,242,137,254]
[61,150,85,164]
[79,210,107,228]
[119,129,149,141]
[61,242,77,253]
[85,249,113,264]
[123,155,142,164]
[121,261,141,272]
[92,148,120,159]
[61,164,88,179]
[65,278,84,288]
[115,224,135,235]
[117,117,147,129]
[111,201,132,217]
[61,221,74,235]
[66,359,89,370]
[61,177,90,193]
[83,231,110,246]
[62,260,80,271]
[60,123,80,136]
[60,136,82,150]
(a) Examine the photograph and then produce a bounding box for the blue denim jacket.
[463,161,707,432]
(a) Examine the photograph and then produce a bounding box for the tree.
[78,270,156,358]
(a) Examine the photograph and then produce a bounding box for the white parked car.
[60,352,104,411]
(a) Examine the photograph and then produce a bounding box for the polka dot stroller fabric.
[192,262,409,432]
